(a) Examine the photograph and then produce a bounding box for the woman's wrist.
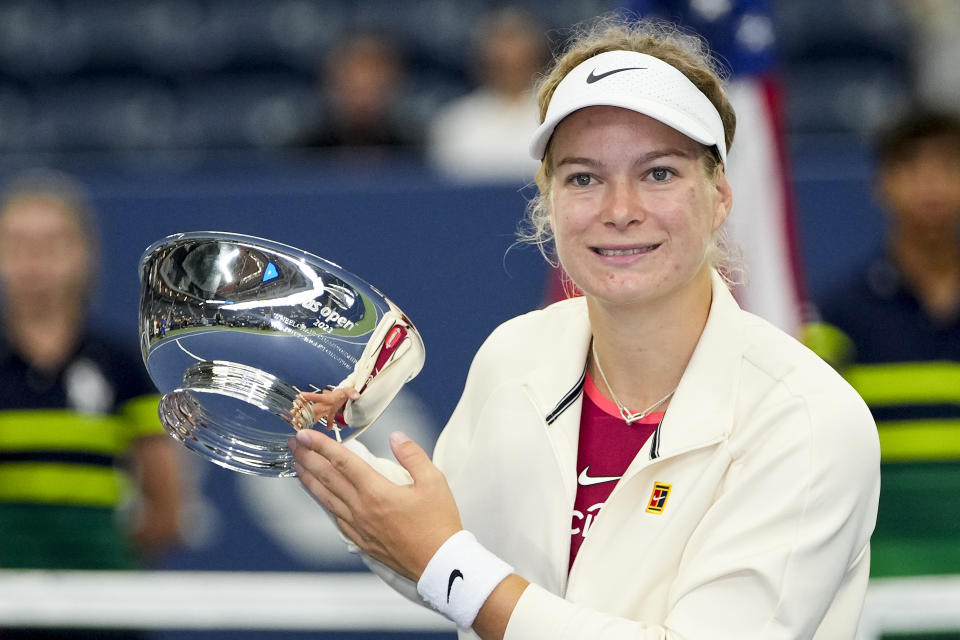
[416,530,514,629]
[473,574,530,640]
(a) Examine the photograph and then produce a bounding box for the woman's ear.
[536,165,556,227]
[712,170,733,231]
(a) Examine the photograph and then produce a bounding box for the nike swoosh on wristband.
[447,569,464,603]
[585,66,647,84]
[578,465,621,486]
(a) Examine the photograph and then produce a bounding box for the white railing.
[0,570,453,632]
[859,575,960,639]
[1,570,959,637]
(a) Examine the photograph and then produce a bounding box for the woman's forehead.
[551,106,704,155]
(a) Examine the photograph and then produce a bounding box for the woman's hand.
[290,387,361,432]
[290,429,463,581]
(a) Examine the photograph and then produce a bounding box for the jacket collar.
[525,297,592,424]
[658,271,743,456]
[528,271,744,459]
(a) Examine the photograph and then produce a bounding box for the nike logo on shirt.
[585,66,647,83]
[578,465,621,486]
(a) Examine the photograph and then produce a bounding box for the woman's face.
[547,106,731,308]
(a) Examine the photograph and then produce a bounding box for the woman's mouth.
[592,243,661,256]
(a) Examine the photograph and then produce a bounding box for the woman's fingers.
[292,428,464,581]
[291,431,364,507]
[291,429,403,567]
[295,460,353,522]
[296,429,371,485]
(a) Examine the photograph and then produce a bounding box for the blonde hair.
[518,15,741,281]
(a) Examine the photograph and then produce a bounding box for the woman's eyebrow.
[556,147,697,170]
[555,156,601,169]
[635,147,697,163]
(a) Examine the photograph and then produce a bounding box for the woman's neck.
[586,270,713,411]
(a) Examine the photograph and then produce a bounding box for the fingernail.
[295,430,312,445]
[390,431,411,446]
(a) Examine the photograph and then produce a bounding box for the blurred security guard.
[0,169,181,579]
[804,108,960,578]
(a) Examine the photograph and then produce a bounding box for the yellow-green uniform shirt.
[804,255,960,578]
[0,333,163,569]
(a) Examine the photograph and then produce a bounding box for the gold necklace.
[591,340,677,424]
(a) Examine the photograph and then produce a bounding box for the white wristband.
[416,530,514,629]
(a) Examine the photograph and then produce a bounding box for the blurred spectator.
[0,170,181,637]
[297,31,421,153]
[803,109,960,579]
[427,6,548,182]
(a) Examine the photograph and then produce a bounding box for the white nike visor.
[529,50,727,165]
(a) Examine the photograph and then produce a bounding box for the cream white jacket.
[354,273,880,640]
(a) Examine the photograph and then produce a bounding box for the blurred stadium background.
[0,0,957,638]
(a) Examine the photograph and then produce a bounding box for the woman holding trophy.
[290,16,880,640]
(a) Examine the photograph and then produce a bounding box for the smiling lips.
[593,243,662,256]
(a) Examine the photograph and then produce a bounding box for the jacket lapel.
[521,297,593,505]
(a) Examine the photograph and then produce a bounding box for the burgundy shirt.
[569,372,662,570]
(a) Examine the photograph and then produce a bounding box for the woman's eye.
[570,173,592,187]
[650,167,675,182]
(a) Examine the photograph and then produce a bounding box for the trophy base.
[159,361,315,477]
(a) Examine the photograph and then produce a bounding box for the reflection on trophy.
[139,232,425,477]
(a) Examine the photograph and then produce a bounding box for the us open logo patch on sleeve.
[646,482,672,514]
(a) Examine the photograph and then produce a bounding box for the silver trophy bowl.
[139,232,425,477]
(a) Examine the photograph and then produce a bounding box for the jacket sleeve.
[503,387,880,640]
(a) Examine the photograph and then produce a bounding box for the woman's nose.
[601,178,645,228]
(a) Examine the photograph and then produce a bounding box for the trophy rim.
[139,231,350,283]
